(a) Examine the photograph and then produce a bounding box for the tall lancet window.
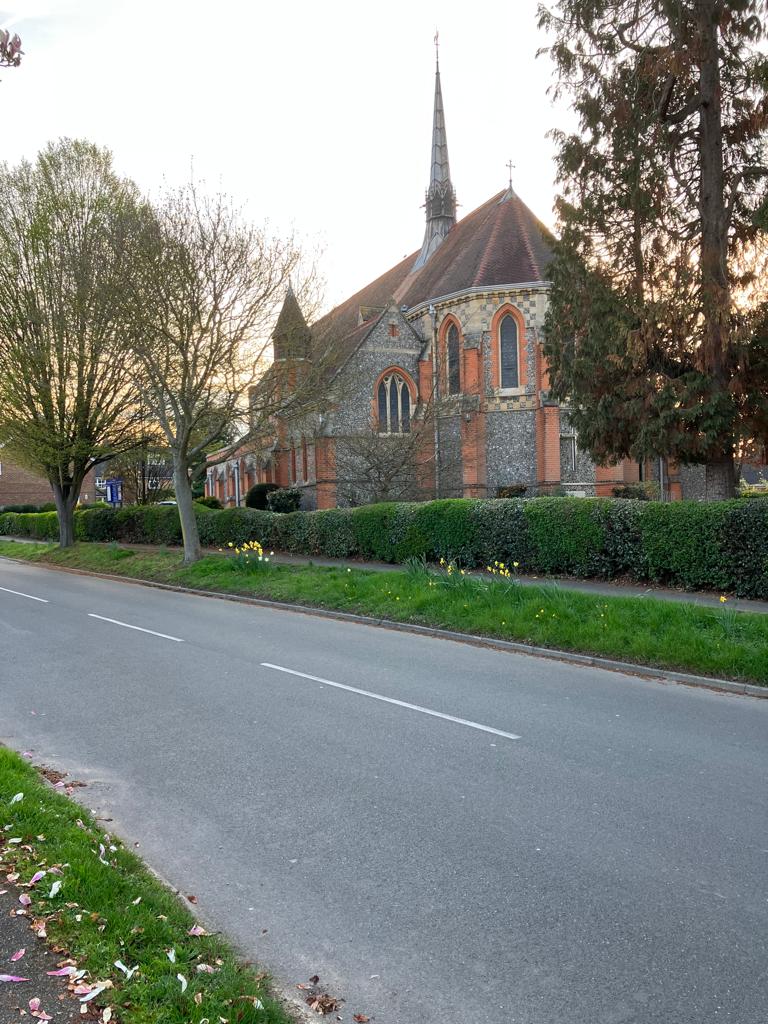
[378,372,411,434]
[446,322,461,395]
[499,315,519,389]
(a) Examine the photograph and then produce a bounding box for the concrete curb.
[3,553,766,700]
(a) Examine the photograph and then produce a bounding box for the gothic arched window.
[499,314,519,389]
[377,372,412,434]
[446,321,461,395]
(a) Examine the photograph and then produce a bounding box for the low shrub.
[611,483,655,500]
[0,510,59,540]
[266,486,302,514]
[0,503,50,513]
[496,484,528,498]
[195,495,223,509]
[245,482,279,510]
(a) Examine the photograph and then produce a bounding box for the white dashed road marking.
[0,585,49,603]
[260,662,521,740]
[88,613,184,642]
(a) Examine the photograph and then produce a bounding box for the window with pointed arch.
[499,314,519,389]
[377,371,412,434]
[491,305,525,392]
[445,320,461,395]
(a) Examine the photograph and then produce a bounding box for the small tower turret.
[272,283,311,361]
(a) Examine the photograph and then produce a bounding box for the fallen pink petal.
[0,974,30,982]
[10,949,25,962]
[79,982,110,1003]
[46,967,76,977]
[29,871,46,885]
[187,925,207,936]
[29,997,41,1011]
[18,894,31,906]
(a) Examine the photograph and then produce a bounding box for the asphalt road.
[1,557,766,1024]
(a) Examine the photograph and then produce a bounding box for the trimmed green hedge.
[1,497,767,598]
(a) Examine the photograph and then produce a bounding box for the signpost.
[105,478,123,506]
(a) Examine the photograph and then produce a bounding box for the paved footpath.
[1,556,767,1023]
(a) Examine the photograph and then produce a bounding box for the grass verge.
[0,746,293,1023]
[1,539,767,685]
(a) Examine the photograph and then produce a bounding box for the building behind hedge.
[206,56,707,510]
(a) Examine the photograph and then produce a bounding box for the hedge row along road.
[2,494,768,597]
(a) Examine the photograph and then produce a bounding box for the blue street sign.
[105,478,123,505]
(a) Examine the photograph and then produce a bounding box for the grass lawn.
[0,747,295,1024]
[1,539,767,685]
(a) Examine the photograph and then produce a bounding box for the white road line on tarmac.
[260,662,521,740]
[88,614,184,642]
[0,585,49,603]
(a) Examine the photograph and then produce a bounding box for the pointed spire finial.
[434,28,439,67]
[507,160,515,189]
[413,36,456,271]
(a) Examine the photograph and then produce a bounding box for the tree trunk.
[705,453,736,501]
[698,2,729,378]
[173,452,201,564]
[51,481,78,548]
[696,7,737,501]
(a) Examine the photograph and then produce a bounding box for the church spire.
[413,38,457,270]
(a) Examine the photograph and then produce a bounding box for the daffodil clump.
[486,559,520,580]
[438,556,474,590]
[220,539,274,572]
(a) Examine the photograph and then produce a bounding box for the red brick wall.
[315,438,337,509]
[535,406,561,486]
[0,460,52,507]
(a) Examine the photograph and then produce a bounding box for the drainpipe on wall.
[658,456,666,501]
[234,460,241,507]
[430,304,440,499]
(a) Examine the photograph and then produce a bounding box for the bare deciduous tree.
[0,139,147,546]
[334,411,436,505]
[131,183,332,563]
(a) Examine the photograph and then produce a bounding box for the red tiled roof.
[312,189,553,362]
[397,188,554,308]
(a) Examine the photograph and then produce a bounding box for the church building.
[206,55,701,509]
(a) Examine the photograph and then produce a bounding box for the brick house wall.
[0,460,52,507]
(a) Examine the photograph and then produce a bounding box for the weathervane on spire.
[507,159,515,189]
[434,29,439,67]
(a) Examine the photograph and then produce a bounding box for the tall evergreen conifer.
[540,0,768,497]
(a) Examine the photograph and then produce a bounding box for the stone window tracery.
[377,371,411,434]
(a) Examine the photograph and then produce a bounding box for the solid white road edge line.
[260,662,521,740]
[88,613,184,642]
[0,585,49,603]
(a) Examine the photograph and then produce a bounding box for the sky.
[0,0,572,311]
